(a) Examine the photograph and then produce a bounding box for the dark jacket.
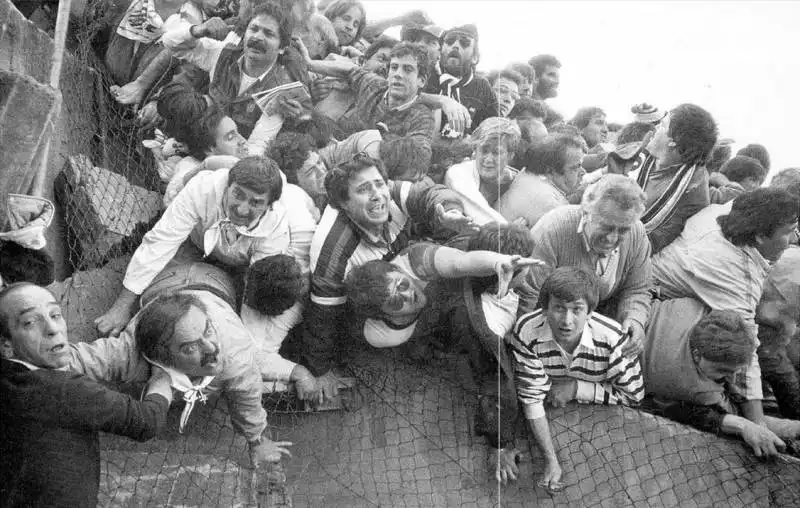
[0,359,169,508]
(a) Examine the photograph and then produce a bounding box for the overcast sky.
[362,0,800,177]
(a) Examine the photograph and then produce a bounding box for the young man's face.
[536,65,560,99]
[581,114,608,148]
[406,32,441,66]
[363,47,392,76]
[211,116,247,158]
[582,199,640,256]
[545,296,590,346]
[441,32,476,77]
[756,221,799,262]
[387,54,424,103]
[330,5,362,46]
[225,183,271,227]
[0,285,70,369]
[493,77,520,118]
[647,113,672,160]
[551,146,586,195]
[243,14,282,69]
[167,305,224,377]
[341,166,391,230]
[380,270,428,319]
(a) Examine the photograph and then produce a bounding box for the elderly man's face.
[167,305,224,377]
[493,77,520,118]
[0,285,70,369]
[582,199,639,255]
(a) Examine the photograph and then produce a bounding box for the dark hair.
[429,137,473,183]
[156,82,212,150]
[246,1,294,49]
[509,62,536,83]
[539,267,600,313]
[344,259,396,319]
[737,143,771,171]
[508,98,547,121]
[0,241,54,287]
[325,154,387,209]
[0,282,39,338]
[770,167,800,198]
[707,143,733,173]
[523,134,584,176]
[607,122,623,133]
[720,155,766,185]
[616,122,655,145]
[135,293,207,365]
[465,222,534,294]
[718,188,800,246]
[389,42,430,81]
[281,111,338,149]
[244,254,304,316]
[323,0,367,44]
[689,310,755,366]
[569,107,606,130]
[487,68,525,87]
[268,132,316,184]
[363,34,399,62]
[668,103,718,167]
[528,54,561,77]
[228,156,284,203]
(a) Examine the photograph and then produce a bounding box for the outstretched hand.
[490,448,521,485]
[435,203,477,234]
[249,438,293,467]
[494,255,547,298]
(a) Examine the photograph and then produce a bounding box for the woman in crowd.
[444,117,520,225]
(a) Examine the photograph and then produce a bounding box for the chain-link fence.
[33,1,800,506]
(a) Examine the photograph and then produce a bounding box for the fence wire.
[40,2,800,507]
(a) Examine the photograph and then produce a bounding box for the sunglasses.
[443,35,473,48]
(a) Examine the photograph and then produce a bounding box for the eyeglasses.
[443,35,473,48]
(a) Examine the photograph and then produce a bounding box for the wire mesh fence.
[34,1,800,506]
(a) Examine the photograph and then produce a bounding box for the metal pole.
[30,0,72,198]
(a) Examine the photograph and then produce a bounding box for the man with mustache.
[528,54,563,129]
[95,156,317,339]
[433,24,498,136]
[71,280,294,468]
[161,2,311,141]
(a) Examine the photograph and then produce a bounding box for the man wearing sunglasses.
[434,24,498,136]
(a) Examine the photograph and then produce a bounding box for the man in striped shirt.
[511,267,644,491]
[298,154,471,401]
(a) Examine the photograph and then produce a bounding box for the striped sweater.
[511,309,644,420]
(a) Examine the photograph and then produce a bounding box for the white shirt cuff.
[523,402,546,420]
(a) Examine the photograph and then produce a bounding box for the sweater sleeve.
[379,107,435,181]
[5,370,169,442]
[615,224,653,329]
[221,363,268,442]
[574,349,645,406]
[395,178,464,239]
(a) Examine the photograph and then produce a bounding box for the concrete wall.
[1,0,101,280]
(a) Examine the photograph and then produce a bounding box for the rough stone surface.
[58,155,161,270]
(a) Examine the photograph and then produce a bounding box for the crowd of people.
[3,0,800,505]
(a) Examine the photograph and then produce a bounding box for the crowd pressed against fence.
[3,0,800,506]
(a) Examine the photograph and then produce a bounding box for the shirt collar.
[236,55,275,84]
[349,213,393,246]
[383,91,420,112]
[742,244,771,272]
[537,316,596,351]
[5,357,69,372]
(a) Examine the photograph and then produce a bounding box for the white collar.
[5,357,70,372]
[143,355,216,434]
